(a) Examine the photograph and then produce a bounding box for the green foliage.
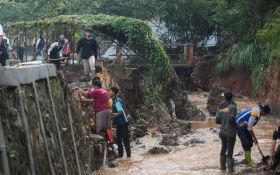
[215,54,231,74]
[8,14,172,116]
[231,43,254,70]
[252,63,266,96]
[209,0,280,42]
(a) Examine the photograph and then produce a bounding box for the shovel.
[256,144,270,163]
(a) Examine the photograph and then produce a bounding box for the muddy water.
[96,92,280,175]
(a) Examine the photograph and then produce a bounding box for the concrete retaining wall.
[0,64,100,175]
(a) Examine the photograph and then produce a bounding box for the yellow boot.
[245,151,254,166]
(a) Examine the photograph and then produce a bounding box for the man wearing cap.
[216,91,237,172]
[60,35,70,64]
[75,29,98,79]
[235,103,271,166]
[48,40,64,69]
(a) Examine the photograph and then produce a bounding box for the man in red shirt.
[77,80,111,134]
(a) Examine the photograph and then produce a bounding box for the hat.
[59,35,65,40]
[259,103,271,114]
[223,91,233,101]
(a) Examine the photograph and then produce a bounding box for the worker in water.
[109,87,131,158]
[235,103,271,166]
[268,126,280,170]
[216,91,237,172]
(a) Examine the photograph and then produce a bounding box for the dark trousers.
[272,145,280,169]
[116,123,131,156]
[0,55,7,66]
[18,48,25,62]
[220,134,236,158]
[237,128,253,151]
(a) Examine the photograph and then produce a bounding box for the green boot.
[227,158,234,172]
[245,151,254,166]
[220,156,226,170]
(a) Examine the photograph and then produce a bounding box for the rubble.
[148,146,171,155]
[184,138,205,146]
[159,134,179,146]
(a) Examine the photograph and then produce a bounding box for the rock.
[133,128,146,138]
[207,84,229,116]
[184,138,205,146]
[234,151,243,157]
[157,120,191,136]
[136,119,148,132]
[159,134,179,146]
[209,128,218,133]
[107,161,118,168]
[148,146,171,155]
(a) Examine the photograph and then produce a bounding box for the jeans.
[220,134,236,158]
[236,128,253,151]
[18,47,25,62]
[0,54,7,66]
[116,123,131,156]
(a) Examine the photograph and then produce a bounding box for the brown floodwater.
[96,92,280,175]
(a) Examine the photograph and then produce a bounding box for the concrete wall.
[0,64,100,175]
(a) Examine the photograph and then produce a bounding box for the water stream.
[96,92,280,175]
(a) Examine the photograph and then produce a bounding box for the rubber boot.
[245,151,254,166]
[227,158,234,172]
[220,156,226,170]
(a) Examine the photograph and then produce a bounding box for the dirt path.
[96,91,280,175]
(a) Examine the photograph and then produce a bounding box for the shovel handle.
[256,144,265,158]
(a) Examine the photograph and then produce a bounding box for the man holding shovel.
[235,103,271,166]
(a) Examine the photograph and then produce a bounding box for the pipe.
[46,77,69,175]
[32,82,55,175]
[18,86,36,175]
[66,91,82,175]
[0,114,11,175]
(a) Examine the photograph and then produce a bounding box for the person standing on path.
[109,87,131,158]
[216,91,237,172]
[235,103,271,166]
[13,31,25,62]
[75,29,98,79]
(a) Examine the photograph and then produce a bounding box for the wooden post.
[188,43,194,66]
[183,44,188,64]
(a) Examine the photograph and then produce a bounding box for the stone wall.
[0,64,100,175]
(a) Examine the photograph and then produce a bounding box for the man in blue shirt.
[109,87,131,158]
[235,103,270,166]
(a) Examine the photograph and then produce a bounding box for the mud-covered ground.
[96,91,280,175]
